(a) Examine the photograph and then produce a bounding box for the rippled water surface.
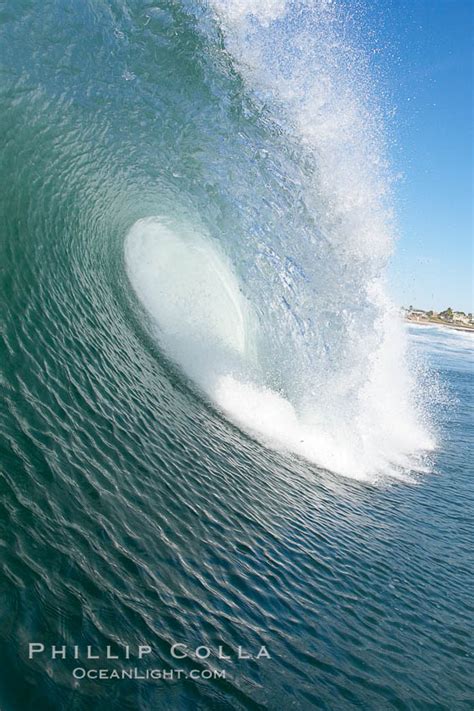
[1,1,473,709]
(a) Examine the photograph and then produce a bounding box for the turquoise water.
[1,1,473,709]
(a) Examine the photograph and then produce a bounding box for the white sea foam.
[125,218,254,388]
[125,0,436,482]
[125,218,434,482]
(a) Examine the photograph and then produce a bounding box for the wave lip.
[123,2,436,483]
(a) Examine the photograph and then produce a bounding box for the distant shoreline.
[405,317,474,334]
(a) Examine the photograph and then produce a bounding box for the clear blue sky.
[367,0,473,313]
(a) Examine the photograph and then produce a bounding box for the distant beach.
[404,308,474,333]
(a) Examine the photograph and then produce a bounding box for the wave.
[2,2,471,709]
[122,0,435,481]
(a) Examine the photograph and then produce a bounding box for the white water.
[125,218,254,388]
[125,217,434,482]
[125,0,435,482]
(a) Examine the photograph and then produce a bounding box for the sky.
[366,0,473,313]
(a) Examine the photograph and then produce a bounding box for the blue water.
[0,1,473,709]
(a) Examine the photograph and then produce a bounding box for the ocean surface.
[1,1,473,709]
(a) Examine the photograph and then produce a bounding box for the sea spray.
[125,0,435,480]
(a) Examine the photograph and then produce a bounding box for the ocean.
[0,1,473,709]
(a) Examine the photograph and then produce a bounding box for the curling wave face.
[124,0,435,481]
[4,2,471,710]
[125,216,434,481]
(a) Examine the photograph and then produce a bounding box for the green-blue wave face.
[0,2,471,710]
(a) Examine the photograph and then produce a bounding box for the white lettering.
[51,645,66,659]
[138,645,151,659]
[87,646,99,659]
[171,643,187,659]
[217,646,230,660]
[195,646,210,659]
[29,643,44,659]
[106,646,119,660]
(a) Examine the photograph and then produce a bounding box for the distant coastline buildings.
[404,306,474,330]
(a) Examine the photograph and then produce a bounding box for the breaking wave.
[124,0,434,481]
